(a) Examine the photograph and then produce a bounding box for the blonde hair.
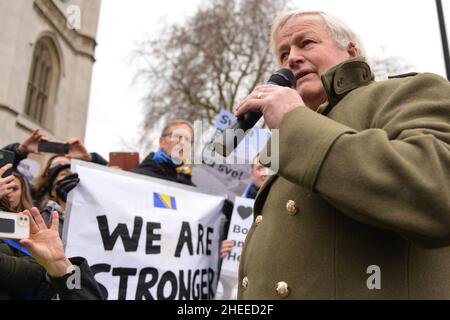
[270,10,366,64]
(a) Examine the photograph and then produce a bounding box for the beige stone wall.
[0,0,101,149]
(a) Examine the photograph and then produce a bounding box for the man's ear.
[347,41,358,58]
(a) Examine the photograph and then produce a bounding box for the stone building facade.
[0,0,101,149]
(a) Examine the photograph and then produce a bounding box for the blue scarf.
[153,148,182,167]
[242,182,255,198]
[153,149,191,176]
[2,239,32,256]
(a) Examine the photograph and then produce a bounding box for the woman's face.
[6,176,22,212]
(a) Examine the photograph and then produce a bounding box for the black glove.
[55,173,80,203]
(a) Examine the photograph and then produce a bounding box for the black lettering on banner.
[157,271,178,300]
[145,222,161,254]
[96,215,142,252]
[201,269,208,300]
[208,268,215,299]
[175,222,193,257]
[178,269,191,300]
[192,269,200,300]
[135,267,158,300]
[112,268,137,300]
[206,227,213,255]
[197,224,204,255]
[89,267,216,301]
[91,263,111,299]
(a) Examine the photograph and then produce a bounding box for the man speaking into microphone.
[233,10,450,300]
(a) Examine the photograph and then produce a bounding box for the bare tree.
[369,53,415,81]
[133,0,291,148]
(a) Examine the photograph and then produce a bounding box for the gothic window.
[24,37,60,127]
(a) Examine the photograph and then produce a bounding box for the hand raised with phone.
[0,164,15,199]
[65,138,92,161]
[37,138,91,161]
[17,129,47,156]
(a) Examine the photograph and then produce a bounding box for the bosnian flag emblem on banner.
[153,192,177,210]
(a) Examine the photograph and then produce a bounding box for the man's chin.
[297,84,322,105]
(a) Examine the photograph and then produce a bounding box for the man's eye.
[302,39,315,47]
[280,52,289,62]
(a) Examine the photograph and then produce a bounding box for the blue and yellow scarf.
[153,149,191,175]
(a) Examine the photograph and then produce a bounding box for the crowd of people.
[0,129,113,299]
[0,118,260,300]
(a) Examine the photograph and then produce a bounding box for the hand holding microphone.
[214,69,303,157]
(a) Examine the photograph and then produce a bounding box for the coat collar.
[318,57,374,114]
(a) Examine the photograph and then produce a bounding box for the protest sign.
[216,197,255,300]
[192,109,270,198]
[64,161,225,300]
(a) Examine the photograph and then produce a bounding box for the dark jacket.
[133,152,194,186]
[2,143,26,168]
[0,240,45,300]
[49,257,105,300]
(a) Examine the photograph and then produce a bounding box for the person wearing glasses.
[134,120,195,186]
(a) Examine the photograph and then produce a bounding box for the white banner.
[216,197,255,300]
[64,161,225,300]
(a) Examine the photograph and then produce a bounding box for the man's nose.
[287,47,305,68]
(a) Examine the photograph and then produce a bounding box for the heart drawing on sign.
[237,206,253,220]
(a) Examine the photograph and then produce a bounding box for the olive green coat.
[238,58,450,300]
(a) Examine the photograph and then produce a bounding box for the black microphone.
[213,68,294,157]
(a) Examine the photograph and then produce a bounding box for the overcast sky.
[84,0,449,159]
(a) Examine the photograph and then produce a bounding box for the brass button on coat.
[255,215,263,225]
[275,281,290,298]
[286,200,298,216]
[242,277,249,289]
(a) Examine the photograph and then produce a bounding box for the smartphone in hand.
[0,149,15,178]
[0,211,30,240]
[38,141,69,155]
